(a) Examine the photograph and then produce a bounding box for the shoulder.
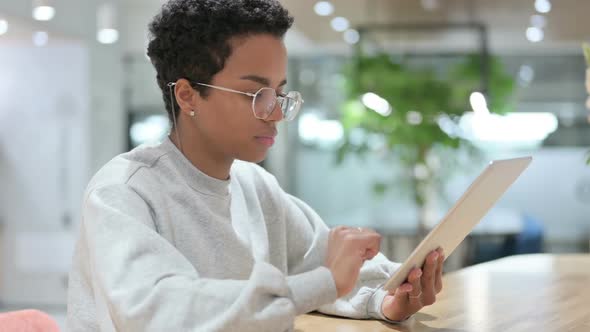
[84,142,170,198]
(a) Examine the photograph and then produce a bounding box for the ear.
[174,79,200,116]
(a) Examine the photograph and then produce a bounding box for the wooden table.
[295,254,590,332]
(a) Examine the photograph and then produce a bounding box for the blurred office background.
[0,0,589,330]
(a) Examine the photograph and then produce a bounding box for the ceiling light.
[97,29,119,44]
[32,0,55,21]
[535,0,551,14]
[32,31,49,47]
[97,3,119,44]
[526,26,544,42]
[0,19,8,36]
[343,29,360,44]
[314,1,334,16]
[330,17,349,32]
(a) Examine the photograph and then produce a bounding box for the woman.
[67,0,444,331]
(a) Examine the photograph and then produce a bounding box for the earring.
[189,111,195,117]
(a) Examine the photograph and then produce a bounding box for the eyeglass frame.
[188,81,304,121]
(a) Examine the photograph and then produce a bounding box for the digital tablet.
[382,156,532,292]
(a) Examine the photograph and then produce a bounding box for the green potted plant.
[337,53,515,233]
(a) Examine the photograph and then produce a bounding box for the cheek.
[224,96,254,124]
[207,95,256,137]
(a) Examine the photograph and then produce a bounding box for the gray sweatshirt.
[67,137,402,331]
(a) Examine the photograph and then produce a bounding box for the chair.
[472,214,544,264]
[0,309,60,332]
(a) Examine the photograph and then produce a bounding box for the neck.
[169,128,233,181]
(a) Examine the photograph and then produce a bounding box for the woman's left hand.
[381,248,445,321]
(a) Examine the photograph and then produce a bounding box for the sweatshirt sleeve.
[317,253,406,322]
[79,184,337,332]
[281,192,406,322]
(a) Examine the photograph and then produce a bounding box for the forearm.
[94,262,335,331]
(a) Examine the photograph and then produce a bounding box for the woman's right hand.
[325,226,381,297]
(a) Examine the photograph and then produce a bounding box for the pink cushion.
[0,310,60,332]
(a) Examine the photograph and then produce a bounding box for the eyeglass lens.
[253,88,301,121]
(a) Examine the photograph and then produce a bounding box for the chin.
[237,150,268,164]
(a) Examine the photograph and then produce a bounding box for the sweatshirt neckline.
[161,137,231,198]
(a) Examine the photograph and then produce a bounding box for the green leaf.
[373,182,389,196]
[583,43,590,67]
[335,52,517,199]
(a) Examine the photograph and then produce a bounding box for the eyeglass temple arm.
[171,81,303,104]
[195,82,256,97]
[196,82,303,103]
[168,81,252,96]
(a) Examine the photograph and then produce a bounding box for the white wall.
[479,148,590,242]
[0,1,133,308]
[0,42,90,305]
[88,41,126,174]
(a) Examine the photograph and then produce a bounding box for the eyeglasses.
[191,82,304,122]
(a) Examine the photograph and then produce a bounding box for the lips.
[255,135,276,147]
[254,127,277,147]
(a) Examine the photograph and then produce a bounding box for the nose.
[264,100,284,122]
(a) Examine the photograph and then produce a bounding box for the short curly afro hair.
[147,0,294,124]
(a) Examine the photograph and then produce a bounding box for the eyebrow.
[240,75,287,88]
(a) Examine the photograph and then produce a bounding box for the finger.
[368,230,381,248]
[352,230,381,260]
[332,226,349,233]
[393,286,412,318]
[330,226,348,242]
[407,268,423,308]
[364,238,381,260]
[393,282,413,296]
[421,251,439,305]
[381,289,411,321]
[422,251,438,286]
[435,251,445,294]
[338,227,381,260]
[342,236,378,262]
